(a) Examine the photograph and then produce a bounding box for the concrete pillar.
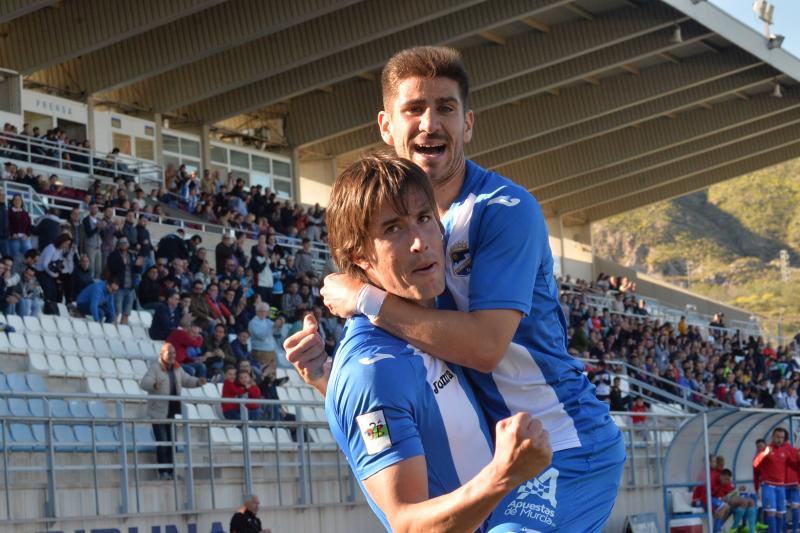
[558,220,594,282]
[153,113,164,168]
[291,147,302,204]
[297,156,337,207]
[86,97,95,147]
[200,124,212,176]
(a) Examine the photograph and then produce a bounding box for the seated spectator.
[205,284,234,329]
[76,278,119,323]
[165,315,206,378]
[281,281,303,319]
[201,323,235,376]
[138,266,163,310]
[149,290,182,341]
[0,261,19,315]
[231,329,261,380]
[18,266,44,317]
[189,280,214,330]
[222,367,262,421]
[295,238,314,274]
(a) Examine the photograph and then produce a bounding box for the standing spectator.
[136,215,153,265]
[149,290,182,341]
[7,194,32,258]
[249,303,277,377]
[82,202,103,278]
[99,206,117,266]
[70,254,93,301]
[34,208,63,252]
[107,237,142,325]
[249,241,273,302]
[631,396,648,440]
[139,342,205,481]
[0,190,9,257]
[215,231,236,271]
[35,233,74,310]
[205,284,234,329]
[281,281,302,320]
[121,211,138,250]
[294,238,314,274]
[66,207,82,255]
[229,494,272,533]
[76,279,119,323]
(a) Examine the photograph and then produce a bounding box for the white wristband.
[356,284,387,321]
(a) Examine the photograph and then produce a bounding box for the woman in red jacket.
[8,194,32,258]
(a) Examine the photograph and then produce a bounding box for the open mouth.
[413,142,446,156]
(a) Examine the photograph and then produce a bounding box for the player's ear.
[463,109,475,143]
[378,111,394,146]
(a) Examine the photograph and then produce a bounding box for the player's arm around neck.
[372,297,522,373]
[364,413,551,533]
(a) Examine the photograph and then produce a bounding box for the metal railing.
[0,131,162,190]
[0,388,353,523]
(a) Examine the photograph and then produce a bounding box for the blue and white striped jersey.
[438,160,613,453]
[326,315,495,531]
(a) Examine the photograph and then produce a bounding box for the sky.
[711,0,800,57]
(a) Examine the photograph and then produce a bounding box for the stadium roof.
[4,0,800,225]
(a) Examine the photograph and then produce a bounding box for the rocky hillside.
[592,158,800,339]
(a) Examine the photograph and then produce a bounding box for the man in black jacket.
[106,237,142,325]
[148,290,182,341]
[229,494,271,533]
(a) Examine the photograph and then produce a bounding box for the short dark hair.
[381,46,470,110]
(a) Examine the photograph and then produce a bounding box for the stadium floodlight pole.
[702,412,713,533]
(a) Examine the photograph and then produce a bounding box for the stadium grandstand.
[0,0,799,532]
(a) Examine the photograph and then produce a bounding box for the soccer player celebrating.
[753,428,798,533]
[286,46,624,531]
[321,155,552,531]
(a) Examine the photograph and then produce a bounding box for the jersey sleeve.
[469,186,544,315]
[332,347,425,481]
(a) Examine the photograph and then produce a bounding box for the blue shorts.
[786,485,800,506]
[487,425,626,533]
[762,483,786,513]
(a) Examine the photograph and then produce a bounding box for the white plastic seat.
[55,316,74,336]
[210,427,228,444]
[6,315,24,333]
[274,428,295,447]
[76,337,96,356]
[127,311,142,326]
[131,359,148,378]
[28,352,49,374]
[115,359,134,379]
[131,326,147,339]
[138,340,157,359]
[108,339,126,359]
[256,428,276,446]
[184,404,200,420]
[57,303,69,317]
[225,427,243,445]
[104,378,124,395]
[46,353,67,376]
[121,379,143,396]
[87,321,104,339]
[82,356,101,377]
[117,325,133,340]
[245,427,262,447]
[185,387,204,399]
[299,387,316,402]
[102,323,117,338]
[93,338,111,358]
[39,315,56,333]
[0,332,9,352]
[86,377,107,394]
[139,312,152,328]
[197,404,218,420]
[201,382,220,399]
[316,427,335,444]
[22,316,41,333]
[72,319,89,337]
[64,355,85,377]
[25,333,45,353]
[8,332,28,354]
[98,358,118,378]
[60,336,79,356]
[42,335,62,355]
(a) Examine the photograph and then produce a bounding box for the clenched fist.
[491,413,552,490]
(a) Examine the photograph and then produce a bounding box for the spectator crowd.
[565,274,800,414]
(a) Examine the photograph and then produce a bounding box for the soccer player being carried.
[286,46,624,531]
[319,155,552,532]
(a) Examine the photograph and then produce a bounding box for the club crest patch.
[356,410,392,455]
[449,241,472,276]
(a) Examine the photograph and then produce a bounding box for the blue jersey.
[326,315,494,531]
[439,160,613,452]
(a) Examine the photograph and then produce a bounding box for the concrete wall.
[298,158,335,207]
[546,217,594,281]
